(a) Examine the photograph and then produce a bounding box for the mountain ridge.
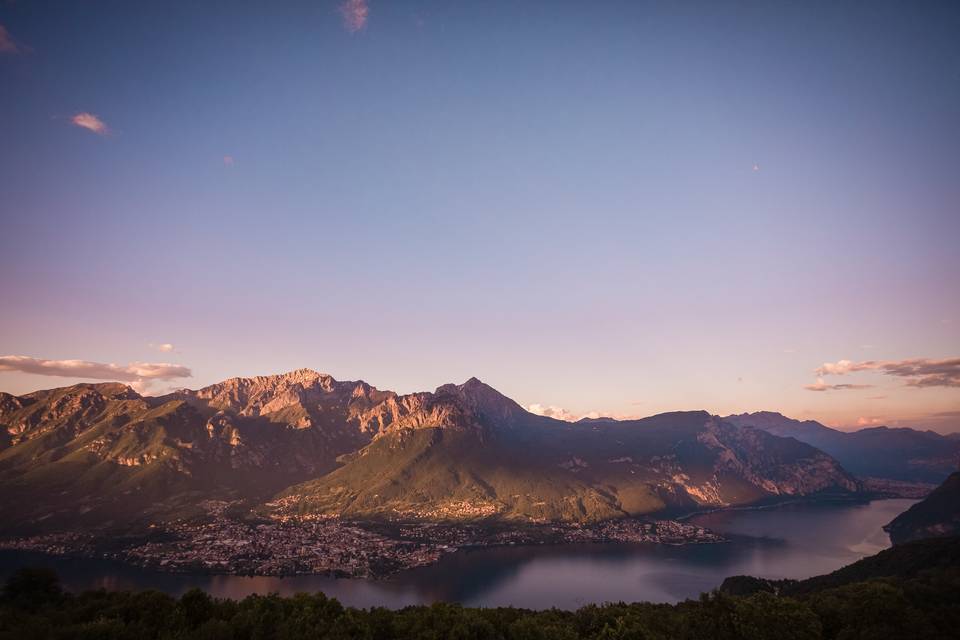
[723,411,960,483]
[0,370,874,531]
[272,407,859,523]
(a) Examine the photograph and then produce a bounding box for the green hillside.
[276,387,860,523]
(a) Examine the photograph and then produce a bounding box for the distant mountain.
[885,472,960,544]
[275,380,859,523]
[724,411,960,483]
[0,372,861,531]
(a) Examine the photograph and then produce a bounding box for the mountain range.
[725,411,960,483]
[0,369,952,534]
[273,379,857,523]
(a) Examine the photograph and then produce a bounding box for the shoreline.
[0,517,724,580]
[0,495,916,580]
[674,493,877,522]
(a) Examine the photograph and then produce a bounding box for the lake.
[0,498,913,610]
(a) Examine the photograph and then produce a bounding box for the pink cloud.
[71,112,109,135]
[527,403,641,422]
[815,359,867,376]
[0,355,190,381]
[223,155,235,166]
[815,357,960,388]
[0,24,20,54]
[0,355,192,395]
[339,0,369,33]
[527,403,582,422]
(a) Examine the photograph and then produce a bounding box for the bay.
[0,499,913,610]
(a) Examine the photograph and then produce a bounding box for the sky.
[0,1,958,432]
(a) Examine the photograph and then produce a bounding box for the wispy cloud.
[815,360,872,376]
[856,416,884,427]
[148,343,175,353]
[223,155,234,166]
[71,112,109,135]
[931,410,960,418]
[0,24,20,54]
[804,378,873,392]
[0,355,191,394]
[815,357,960,388]
[339,0,369,33]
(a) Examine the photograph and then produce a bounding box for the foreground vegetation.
[1,538,958,640]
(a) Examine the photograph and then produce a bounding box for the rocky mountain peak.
[275,368,333,386]
[88,382,142,399]
[433,377,527,426]
[724,411,835,436]
[733,410,787,420]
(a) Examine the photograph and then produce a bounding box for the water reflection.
[0,499,914,610]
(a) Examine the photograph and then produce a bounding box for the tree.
[1,567,63,611]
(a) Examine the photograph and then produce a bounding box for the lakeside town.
[0,503,723,578]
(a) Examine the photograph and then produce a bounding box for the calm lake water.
[0,499,914,610]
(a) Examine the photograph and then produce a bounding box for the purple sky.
[0,1,958,432]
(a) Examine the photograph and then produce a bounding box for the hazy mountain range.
[725,411,960,483]
[1,369,956,534]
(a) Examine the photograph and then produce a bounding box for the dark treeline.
[1,538,959,640]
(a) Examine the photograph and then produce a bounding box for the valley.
[0,369,955,579]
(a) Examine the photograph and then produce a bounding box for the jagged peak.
[725,412,835,432]
[250,368,333,384]
[729,410,788,419]
[436,377,512,402]
[426,377,530,431]
[431,376,491,393]
[274,368,334,384]
[725,410,832,425]
[198,368,336,391]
